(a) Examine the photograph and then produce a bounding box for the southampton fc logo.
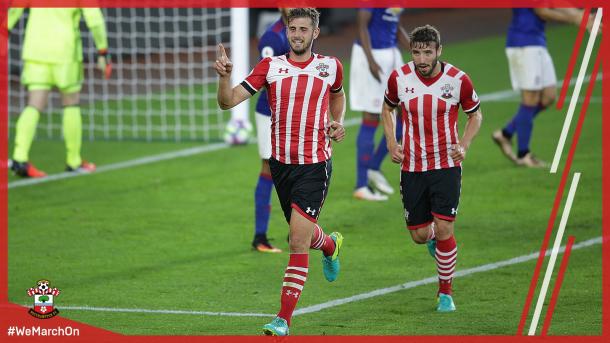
[441,83,454,99]
[316,63,330,78]
[27,280,60,319]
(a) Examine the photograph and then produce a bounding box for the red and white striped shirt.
[385,61,480,172]
[242,53,343,164]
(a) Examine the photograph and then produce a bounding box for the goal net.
[8,8,248,142]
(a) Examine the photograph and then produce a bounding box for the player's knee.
[261,159,271,175]
[27,92,49,112]
[409,228,429,244]
[61,92,80,107]
[27,103,46,113]
[541,93,556,108]
[434,220,454,240]
[411,235,427,244]
[521,90,541,106]
[288,235,309,253]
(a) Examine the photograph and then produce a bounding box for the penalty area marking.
[34,236,601,318]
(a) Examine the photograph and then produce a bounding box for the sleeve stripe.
[330,85,343,93]
[241,80,257,96]
[384,95,398,108]
[464,102,480,114]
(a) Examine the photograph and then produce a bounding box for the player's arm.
[382,70,403,163]
[82,8,112,78]
[451,74,482,163]
[215,44,252,110]
[328,58,346,142]
[450,108,482,163]
[397,13,410,52]
[534,8,597,31]
[357,9,382,82]
[381,101,403,164]
[328,89,346,142]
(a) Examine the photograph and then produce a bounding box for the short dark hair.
[287,8,320,28]
[409,25,441,49]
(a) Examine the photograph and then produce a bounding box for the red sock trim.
[436,235,457,250]
[288,253,309,266]
[436,235,457,295]
[321,235,335,257]
[278,253,309,325]
[310,225,323,249]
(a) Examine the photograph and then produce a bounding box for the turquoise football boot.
[427,238,436,258]
[322,232,343,282]
[262,317,289,336]
[437,293,456,312]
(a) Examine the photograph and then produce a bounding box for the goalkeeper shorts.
[22,61,84,94]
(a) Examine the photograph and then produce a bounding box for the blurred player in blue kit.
[350,8,409,201]
[492,8,595,167]
[251,9,291,253]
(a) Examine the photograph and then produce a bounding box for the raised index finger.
[217,43,227,60]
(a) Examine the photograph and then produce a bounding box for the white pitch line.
[16,304,274,318]
[8,142,228,189]
[7,119,359,189]
[550,9,603,174]
[477,73,600,102]
[61,306,274,318]
[295,233,598,316]
[36,236,601,318]
[528,172,581,335]
[8,72,601,190]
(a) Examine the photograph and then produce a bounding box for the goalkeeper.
[8,8,111,178]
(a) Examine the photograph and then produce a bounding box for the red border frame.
[1,1,607,341]
[541,235,576,336]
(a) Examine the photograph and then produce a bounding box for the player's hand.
[96,55,112,79]
[585,12,602,33]
[389,142,404,164]
[214,43,233,77]
[368,60,383,83]
[449,143,466,163]
[585,15,593,32]
[329,121,345,142]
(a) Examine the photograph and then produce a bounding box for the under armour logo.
[285,290,300,298]
[451,208,458,215]
[405,87,415,93]
[278,68,289,74]
[306,207,316,216]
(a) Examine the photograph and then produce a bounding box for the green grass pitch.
[8,25,602,335]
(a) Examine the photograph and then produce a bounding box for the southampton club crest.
[27,280,60,319]
[316,63,330,78]
[441,83,454,99]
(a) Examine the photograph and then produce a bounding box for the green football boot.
[427,238,436,258]
[437,293,456,312]
[262,317,289,336]
[322,232,343,282]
